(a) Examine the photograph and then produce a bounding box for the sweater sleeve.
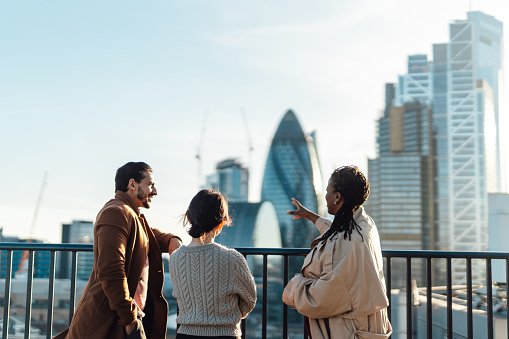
[231,251,257,318]
[95,207,137,326]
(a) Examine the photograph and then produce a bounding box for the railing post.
[24,251,35,339]
[447,258,452,339]
[406,258,412,339]
[426,258,432,339]
[283,255,289,339]
[2,250,13,339]
[486,258,493,339]
[467,258,473,339]
[46,251,56,339]
[69,251,78,325]
[507,259,509,339]
[262,255,267,339]
[386,257,392,323]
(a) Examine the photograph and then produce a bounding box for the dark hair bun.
[188,224,205,238]
[184,189,230,239]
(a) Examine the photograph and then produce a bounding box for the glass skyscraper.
[261,109,324,249]
[368,11,504,285]
[59,220,94,281]
[434,12,502,283]
[205,158,249,203]
[367,100,434,286]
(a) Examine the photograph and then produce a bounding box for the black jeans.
[175,334,238,339]
[125,318,147,339]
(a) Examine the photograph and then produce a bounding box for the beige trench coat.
[283,207,392,339]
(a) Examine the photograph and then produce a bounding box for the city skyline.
[1,1,508,244]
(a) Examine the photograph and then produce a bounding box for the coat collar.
[114,190,141,216]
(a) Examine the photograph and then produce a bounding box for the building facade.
[0,229,51,279]
[367,100,434,286]
[59,220,94,281]
[205,158,249,203]
[395,54,432,106]
[368,11,504,285]
[261,109,324,249]
[433,12,503,283]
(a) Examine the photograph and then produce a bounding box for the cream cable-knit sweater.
[169,242,257,337]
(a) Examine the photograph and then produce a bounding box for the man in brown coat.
[54,162,182,339]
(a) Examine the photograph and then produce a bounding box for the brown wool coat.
[54,191,178,339]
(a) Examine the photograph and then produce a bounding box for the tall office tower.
[468,12,505,193]
[261,109,324,248]
[384,83,396,117]
[395,54,432,106]
[370,12,503,285]
[432,12,503,283]
[367,99,434,286]
[59,220,94,280]
[205,158,249,202]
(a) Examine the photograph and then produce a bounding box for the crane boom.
[16,171,47,277]
[29,171,47,237]
[241,108,254,170]
[195,111,208,189]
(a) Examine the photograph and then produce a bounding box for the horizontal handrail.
[3,243,509,259]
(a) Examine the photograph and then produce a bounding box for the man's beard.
[137,187,151,209]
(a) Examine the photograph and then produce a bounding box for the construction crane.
[241,107,254,171]
[16,171,47,278]
[195,111,208,189]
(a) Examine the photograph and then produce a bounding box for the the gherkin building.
[261,109,324,248]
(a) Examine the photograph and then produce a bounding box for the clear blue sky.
[1,0,507,243]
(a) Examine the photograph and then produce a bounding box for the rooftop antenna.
[195,111,208,189]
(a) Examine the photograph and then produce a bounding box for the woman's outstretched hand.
[286,198,320,223]
[287,198,308,219]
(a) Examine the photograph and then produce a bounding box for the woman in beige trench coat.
[283,166,392,339]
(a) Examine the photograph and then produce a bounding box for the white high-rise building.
[432,11,503,283]
[368,11,504,285]
[395,54,433,106]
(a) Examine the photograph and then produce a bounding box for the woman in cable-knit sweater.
[169,189,257,339]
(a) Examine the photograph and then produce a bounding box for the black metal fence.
[1,243,508,339]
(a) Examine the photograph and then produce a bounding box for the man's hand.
[125,320,136,335]
[168,237,182,254]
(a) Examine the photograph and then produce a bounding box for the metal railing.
[1,243,508,339]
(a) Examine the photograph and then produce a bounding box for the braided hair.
[320,166,370,244]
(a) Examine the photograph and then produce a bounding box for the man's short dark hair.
[115,162,152,192]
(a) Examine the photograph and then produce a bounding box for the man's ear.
[128,178,136,191]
